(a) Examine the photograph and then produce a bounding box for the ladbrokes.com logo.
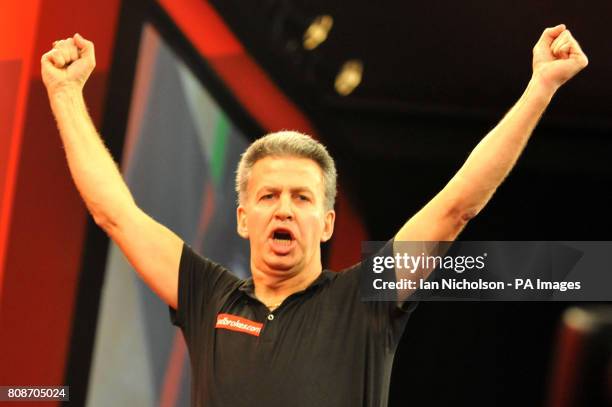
[215,313,263,337]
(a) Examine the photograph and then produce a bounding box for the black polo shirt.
[169,242,416,407]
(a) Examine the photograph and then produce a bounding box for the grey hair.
[235,131,337,211]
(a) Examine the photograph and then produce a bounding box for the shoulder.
[179,243,244,293]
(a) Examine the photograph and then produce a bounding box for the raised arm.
[396,24,588,244]
[41,34,183,309]
[389,25,588,302]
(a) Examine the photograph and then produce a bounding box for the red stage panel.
[0,0,40,299]
[0,1,120,403]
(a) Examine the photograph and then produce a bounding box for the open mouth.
[272,229,294,244]
[269,228,296,253]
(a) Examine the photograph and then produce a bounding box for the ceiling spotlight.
[303,15,333,50]
[334,60,363,96]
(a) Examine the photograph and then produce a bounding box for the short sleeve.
[168,244,240,334]
[340,239,419,344]
[378,238,418,319]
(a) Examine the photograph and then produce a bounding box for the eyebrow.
[257,186,315,195]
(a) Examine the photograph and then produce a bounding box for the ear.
[236,205,249,239]
[320,209,336,242]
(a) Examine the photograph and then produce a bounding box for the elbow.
[88,198,135,233]
[92,210,119,233]
[459,206,479,223]
[448,204,480,235]
[448,195,483,225]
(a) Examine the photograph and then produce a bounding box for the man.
[42,25,587,406]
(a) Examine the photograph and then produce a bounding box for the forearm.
[450,76,556,218]
[49,88,136,227]
[395,25,587,245]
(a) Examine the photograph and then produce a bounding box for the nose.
[275,194,293,221]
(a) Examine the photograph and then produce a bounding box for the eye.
[260,193,274,201]
[297,194,310,202]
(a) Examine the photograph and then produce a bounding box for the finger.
[560,31,588,62]
[48,49,66,68]
[554,35,588,67]
[550,30,569,52]
[551,39,561,55]
[57,45,72,65]
[41,50,59,68]
[551,37,570,56]
[555,43,571,59]
[567,41,589,67]
[64,37,79,61]
[55,38,78,65]
[566,33,586,57]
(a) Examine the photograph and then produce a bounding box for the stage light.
[303,15,333,50]
[335,59,363,96]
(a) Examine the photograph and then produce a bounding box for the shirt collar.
[238,269,333,296]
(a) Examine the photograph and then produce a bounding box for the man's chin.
[264,255,300,272]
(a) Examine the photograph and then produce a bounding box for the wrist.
[528,72,559,102]
[48,86,87,118]
[48,85,84,102]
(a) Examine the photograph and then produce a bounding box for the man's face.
[237,156,335,275]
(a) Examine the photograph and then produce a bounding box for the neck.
[251,257,322,308]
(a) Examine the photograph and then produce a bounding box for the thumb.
[536,24,567,49]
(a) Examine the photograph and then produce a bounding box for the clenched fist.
[41,33,96,95]
[531,24,588,91]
